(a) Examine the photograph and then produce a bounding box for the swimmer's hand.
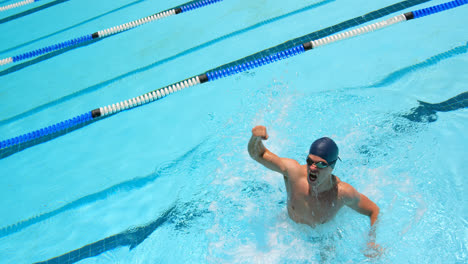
[364,242,384,258]
[252,125,269,140]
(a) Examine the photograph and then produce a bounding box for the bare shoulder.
[336,177,360,203]
[280,158,303,177]
[281,158,301,171]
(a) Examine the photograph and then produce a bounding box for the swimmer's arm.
[342,183,383,256]
[342,183,380,227]
[248,126,295,176]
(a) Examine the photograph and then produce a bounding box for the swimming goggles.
[306,157,337,169]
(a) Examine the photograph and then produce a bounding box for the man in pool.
[248,125,380,252]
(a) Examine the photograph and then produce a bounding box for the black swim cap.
[309,137,339,164]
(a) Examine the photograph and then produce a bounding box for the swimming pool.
[0,0,466,262]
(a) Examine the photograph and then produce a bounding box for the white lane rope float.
[0,0,36,12]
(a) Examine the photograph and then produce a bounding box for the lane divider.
[307,0,467,49]
[95,76,202,118]
[0,0,223,66]
[0,0,37,12]
[1,0,466,158]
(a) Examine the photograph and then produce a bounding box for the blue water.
[0,0,467,263]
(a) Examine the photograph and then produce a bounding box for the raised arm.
[248,126,288,175]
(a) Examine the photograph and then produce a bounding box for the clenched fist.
[251,125,268,140]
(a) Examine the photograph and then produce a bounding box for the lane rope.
[0,0,223,66]
[0,0,37,12]
[1,0,466,157]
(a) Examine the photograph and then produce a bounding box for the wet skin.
[285,155,344,227]
[247,125,379,228]
[248,126,382,257]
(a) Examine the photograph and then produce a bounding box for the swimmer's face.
[306,154,334,184]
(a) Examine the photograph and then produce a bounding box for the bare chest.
[286,181,343,226]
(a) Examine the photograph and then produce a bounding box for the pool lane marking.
[1,0,466,157]
[0,0,224,66]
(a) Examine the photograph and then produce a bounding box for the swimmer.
[248,125,381,256]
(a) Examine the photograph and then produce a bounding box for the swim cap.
[309,137,339,164]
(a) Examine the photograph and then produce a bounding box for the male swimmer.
[248,125,381,254]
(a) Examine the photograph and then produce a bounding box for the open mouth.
[309,172,317,182]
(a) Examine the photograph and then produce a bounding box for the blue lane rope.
[412,0,467,18]
[180,0,222,13]
[12,35,93,62]
[1,0,466,158]
[0,112,92,149]
[0,0,39,12]
[0,0,224,66]
[206,45,306,81]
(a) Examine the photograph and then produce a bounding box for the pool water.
[0,0,467,263]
